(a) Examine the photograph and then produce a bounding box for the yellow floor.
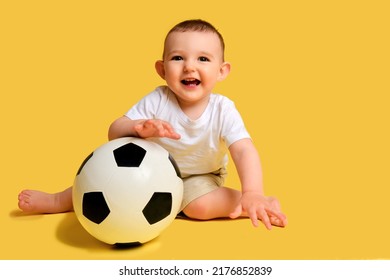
[4,189,390,260]
[2,0,390,260]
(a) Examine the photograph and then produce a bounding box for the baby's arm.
[229,138,287,229]
[108,116,181,140]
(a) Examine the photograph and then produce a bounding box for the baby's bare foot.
[18,189,72,214]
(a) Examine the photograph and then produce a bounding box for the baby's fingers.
[161,122,181,139]
[265,208,288,227]
[248,208,259,228]
[256,208,272,230]
[247,206,270,229]
[136,120,180,139]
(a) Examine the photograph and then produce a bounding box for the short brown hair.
[163,19,225,61]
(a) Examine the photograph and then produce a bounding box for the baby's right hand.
[134,119,181,140]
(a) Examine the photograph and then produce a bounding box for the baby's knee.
[182,199,212,220]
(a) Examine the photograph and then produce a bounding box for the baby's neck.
[177,95,210,121]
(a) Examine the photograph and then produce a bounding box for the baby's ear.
[218,62,231,81]
[155,60,166,80]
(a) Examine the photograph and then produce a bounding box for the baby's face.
[156,31,229,109]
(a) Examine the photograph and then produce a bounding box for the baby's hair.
[163,19,225,61]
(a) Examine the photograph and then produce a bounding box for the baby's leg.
[18,187,73,214]
[182,187,285,227]
[183,187,241,219]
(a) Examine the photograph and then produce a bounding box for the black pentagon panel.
[168,154,182,178]
[142,192,172,225]
[82,192,110,224]
[76,152,93,175]
[113,143,146,167]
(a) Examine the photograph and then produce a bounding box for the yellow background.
[1,0,389,259]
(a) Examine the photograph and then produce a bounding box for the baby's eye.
[198,56,210,62]
[171,56,183,61]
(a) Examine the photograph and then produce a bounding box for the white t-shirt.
[125,86,250,178]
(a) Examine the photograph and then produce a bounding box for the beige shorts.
[180,168,227,211]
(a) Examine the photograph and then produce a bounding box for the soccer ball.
[72,137,183,246]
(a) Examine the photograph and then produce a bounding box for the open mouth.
[181,78,201,86]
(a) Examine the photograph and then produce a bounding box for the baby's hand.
[134,119,181,140]
[230,192,287,230]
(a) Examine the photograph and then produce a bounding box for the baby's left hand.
[230,192,287,230]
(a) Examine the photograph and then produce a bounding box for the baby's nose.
[183,60,196,72]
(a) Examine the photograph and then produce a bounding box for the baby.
[18,19,287,230]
